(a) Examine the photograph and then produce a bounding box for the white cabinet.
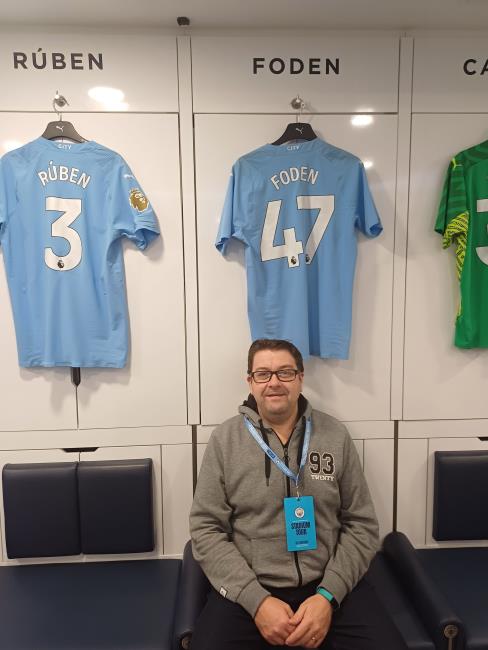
[196,114,397,424]
[397,427,488,547]
[404,114,488,420]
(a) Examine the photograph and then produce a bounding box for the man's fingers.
[266,622,296,646]
[305,631,324,648]
[289,605,305,626]
[285,621,311,646]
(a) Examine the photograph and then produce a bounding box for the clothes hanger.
[272,95,317,146]
[41,92,84,387]
[41,92,86,143]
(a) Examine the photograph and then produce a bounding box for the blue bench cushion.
[78,458,154,554]
[0,559,181,650]
[418,548,488,650]
[2,462,80,558]
[433,451,488,541]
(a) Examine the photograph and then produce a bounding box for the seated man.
[190,339,407,649]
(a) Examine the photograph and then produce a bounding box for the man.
[190,339,407,650]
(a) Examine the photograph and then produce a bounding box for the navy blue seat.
[0,459,181,650]
[0,559,181,650]
[417,547,488,650]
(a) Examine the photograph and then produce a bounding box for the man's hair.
[247,339,304,373]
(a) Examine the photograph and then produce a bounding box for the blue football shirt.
[216,139,382,359]
[0,137,159,367]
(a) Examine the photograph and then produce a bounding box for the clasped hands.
[254,594,332,648]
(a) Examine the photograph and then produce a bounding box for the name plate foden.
[191,36,399,113]
[252,56,339,76]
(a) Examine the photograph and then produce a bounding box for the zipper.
[283,443,303,587]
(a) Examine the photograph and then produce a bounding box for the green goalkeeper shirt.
[436,140,488,349]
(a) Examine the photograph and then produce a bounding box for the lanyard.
[244,416,311,493]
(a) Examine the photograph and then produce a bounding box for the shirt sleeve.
[110,156,160,249]
[215,161,249,253]
[435,158,469,279]
[354,163,383,237]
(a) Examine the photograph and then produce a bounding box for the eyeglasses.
[248,369,300,383]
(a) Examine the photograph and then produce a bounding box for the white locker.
[0,112,187,430]
[397,437,429,548]
[160,443,193,555]
[196,114,397,425]
[404,114,488,420]
[363,438,394,539]
[397,430,488,547]
[192,35,399,114]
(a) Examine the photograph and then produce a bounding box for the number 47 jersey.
[0,137,159,367]
[216,139,382,359]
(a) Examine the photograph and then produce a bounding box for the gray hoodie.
[190,395,379,618]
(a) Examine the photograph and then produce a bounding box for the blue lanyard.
[244,416,311,492]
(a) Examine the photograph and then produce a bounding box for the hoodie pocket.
[251,537,295,585]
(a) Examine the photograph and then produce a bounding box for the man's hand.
[254,596,297,645]
[285,594,333,648]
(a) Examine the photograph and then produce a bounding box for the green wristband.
[316,587,339,610]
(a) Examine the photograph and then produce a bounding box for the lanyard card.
[284,496,317,552]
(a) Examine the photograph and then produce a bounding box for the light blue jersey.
[0,137,159,367]
[216,139,382,359]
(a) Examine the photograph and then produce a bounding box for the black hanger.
[272,122,317,146]
[42,120,86,143]
[42,92,86,143]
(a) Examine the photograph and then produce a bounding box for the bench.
[0,459,184,650]
[382,450,488,650]
[2,450,485,650]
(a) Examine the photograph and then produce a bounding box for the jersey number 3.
[45,197,83,271]
[261,195,335,268]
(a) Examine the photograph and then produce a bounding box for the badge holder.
[284,490,317,552]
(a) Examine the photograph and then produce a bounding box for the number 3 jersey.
[216,138,382,359]
[0,137,159,367]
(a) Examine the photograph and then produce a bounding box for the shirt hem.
[20,360,126,368]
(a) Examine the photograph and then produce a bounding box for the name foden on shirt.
[270,166,319,190]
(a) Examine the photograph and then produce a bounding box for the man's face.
[247,349,303,422]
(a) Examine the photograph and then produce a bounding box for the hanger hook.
[52,91,69,121]
[290,95,305,123]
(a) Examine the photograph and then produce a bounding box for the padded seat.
[174,540,438,650]
[0,559,181,650]
[418,548,488,650]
